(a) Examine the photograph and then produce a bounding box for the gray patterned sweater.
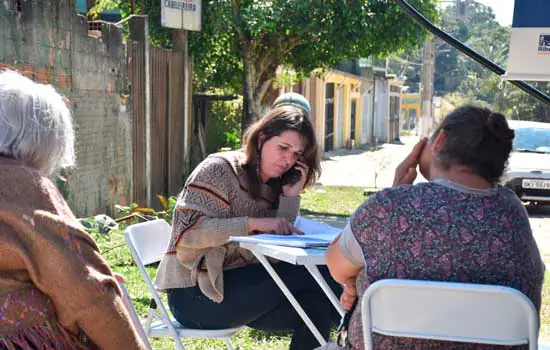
[155,151,300,303]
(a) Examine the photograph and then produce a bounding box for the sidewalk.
[318,135,425,189]
[307,136,422,229]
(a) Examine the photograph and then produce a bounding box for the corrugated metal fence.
[127,42,147,207]
[128,43,188,208]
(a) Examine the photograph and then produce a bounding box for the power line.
[390,55,423,67]
[394,0,550,105]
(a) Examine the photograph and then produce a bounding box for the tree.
[93,0,438,130]
[205,0,439,129]
[388,49,423,92]
[387,0,550,122]
[441,2,550,122]
[389,1,504,96]
[434,1,501,95]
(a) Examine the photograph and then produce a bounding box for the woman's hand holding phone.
[282,161,309,197]
[392,137,428,187]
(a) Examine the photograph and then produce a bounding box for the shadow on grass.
[247,329,292,341]
[300,209,349,218]
[300,210,349,229]
[133,297,152,307]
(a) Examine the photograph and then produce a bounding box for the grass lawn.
[91,186,366,349]
[91,185,550,348]
[300,185,367,218]
[541,272,550,343]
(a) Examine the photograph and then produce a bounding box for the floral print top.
[346,179,544,350]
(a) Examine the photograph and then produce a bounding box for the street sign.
[502,0,550,81]
[161,0,202,31]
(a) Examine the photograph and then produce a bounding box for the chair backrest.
[124,219,172,301]
[124,219,172,265]
[124,219,177,334]
[361,279,539,350]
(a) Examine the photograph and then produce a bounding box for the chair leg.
[173,336,185,350]
[223,337,234,350]
[164,315,185,350]
[144,309,155,336]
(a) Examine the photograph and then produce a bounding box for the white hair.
[0,70,75,174]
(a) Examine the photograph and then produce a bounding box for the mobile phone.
[280,167,302,186]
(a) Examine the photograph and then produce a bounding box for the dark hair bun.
[487,113,514,142]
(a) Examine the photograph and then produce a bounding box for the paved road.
[316,136,550,266]
[318,136,427,189]
[528,206,550,265]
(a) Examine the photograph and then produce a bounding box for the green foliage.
[390,0,550,122]
[55,170,71,200]
[442,91,489,110]
[198,0,438,126]
[284,0,438,77]
[88,0,120,17]
[93,0,438,109]
[224,131,242,150]
[190,0,242,92]
[445,8,550,122]
[205,96,243,153]
[91,0,173,48]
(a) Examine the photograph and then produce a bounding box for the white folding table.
[239,242,346,347]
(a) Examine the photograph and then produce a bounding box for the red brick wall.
[0,1,132,216]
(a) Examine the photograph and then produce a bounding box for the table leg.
[304,264,346,318]
[251,251,327,346]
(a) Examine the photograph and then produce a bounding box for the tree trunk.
[242,58,256,132]
[241,40,263,132]
[241,43,278,133]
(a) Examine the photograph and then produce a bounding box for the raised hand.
[282,161,309,197]
[340,277,357,311]
[393,137,428,187]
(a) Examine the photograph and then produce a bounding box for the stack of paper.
[229,216,342,248]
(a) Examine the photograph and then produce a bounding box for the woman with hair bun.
[322,105,544,350]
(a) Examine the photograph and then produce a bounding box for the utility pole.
[420,36,435,137]
[418,0,464,137]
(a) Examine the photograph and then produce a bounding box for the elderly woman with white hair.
[0,70,147,349]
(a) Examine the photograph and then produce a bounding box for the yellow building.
[278,67,404,151]
[401,93,421,131]
[279,70,362,152]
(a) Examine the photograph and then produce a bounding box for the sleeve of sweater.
[175,196,301,250]
[4,210,147,350]
[277,195,300,222]
[172,157,249,250]
[173,157,301,250]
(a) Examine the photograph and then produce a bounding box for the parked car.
[503,120,550,205]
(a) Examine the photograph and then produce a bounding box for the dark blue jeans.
[167,262,342,350]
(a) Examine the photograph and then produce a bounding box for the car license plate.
[522,179,550,189]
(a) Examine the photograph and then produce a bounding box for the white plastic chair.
[118,280,153,349]
[361,279,539,350]
[124,219,241,350]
